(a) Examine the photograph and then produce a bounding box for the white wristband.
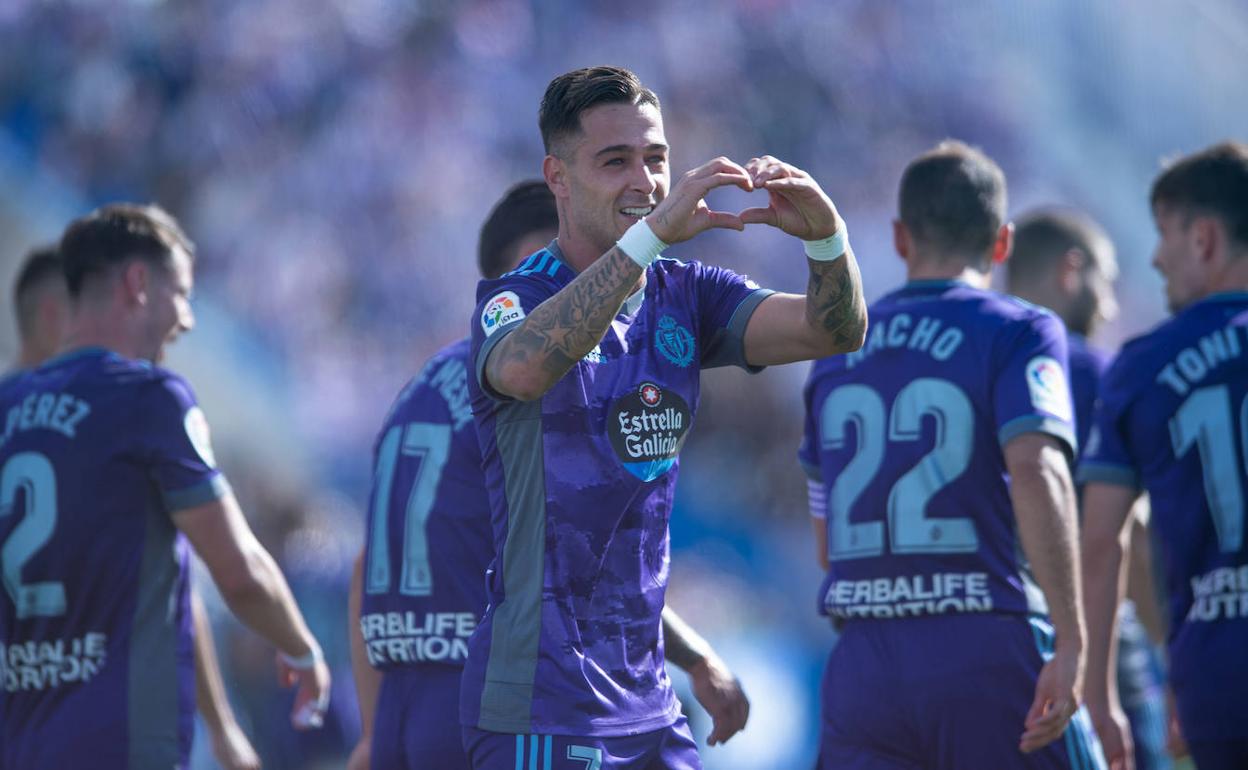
[803,226,849,262]
[617,219,668,269]
[280,646,324,671]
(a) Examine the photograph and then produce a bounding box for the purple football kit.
[800,281,1103,769]
[1079,292,1248,769]
[359,337,495,770]
[1068,334,1171,770]
[0,347,227,770]
[462,242,771,769]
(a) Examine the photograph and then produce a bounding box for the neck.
[1209,252,1248,296]
[553,224,605,274]
[63,306,144,362]
[18,340,57,369]
[907,258,991,289]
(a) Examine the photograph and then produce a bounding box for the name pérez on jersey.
[0,391,92,449]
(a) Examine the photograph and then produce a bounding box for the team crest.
[655,315,695,368]
[481,291,525,336]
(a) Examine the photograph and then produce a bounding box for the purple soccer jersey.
[0,347,227,769]
[799,281,1077,621]
[359,338,494,673]
[1078,291,1248,743]
[462,243,770,737]
[1067,333,1112,456]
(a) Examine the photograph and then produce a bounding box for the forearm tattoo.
[493,246,643,389]
[806,249,867,351]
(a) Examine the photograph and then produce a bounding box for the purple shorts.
[819,613,1104,770]
[462,715,701,770]
[371,665,468,770]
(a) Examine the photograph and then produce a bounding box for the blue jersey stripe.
[529,734,538,769]
[545,257,562,277]
[509,254,540,277]
[544,735,552,770]
[515,735,524,770]
[520,253,550,276]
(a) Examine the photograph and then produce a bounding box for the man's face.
[1069,246,1119,336]
[141,247,195,363]
[1152,204,1207,313]
[558,101,669,255]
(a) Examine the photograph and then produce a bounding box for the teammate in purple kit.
[349,180,750,770]
[0,204,329,769]
[1081,142,1248,770]
[463,67,866,769]
[800,141,1102,769]
[1009,210,1173,770]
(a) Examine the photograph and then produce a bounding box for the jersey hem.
[997,415,1076,458]
[470,698,681,738]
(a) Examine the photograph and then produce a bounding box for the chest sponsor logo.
[655,315,695,368]
[609,381,691,482]
[481,291,524,336]
[1025,355,1072,422]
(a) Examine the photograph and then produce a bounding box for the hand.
[346,738,371,770]
[1020,646,1083,753]
[739,156,842,241]
[1087,701,1135,770]
[276,651,332,730]
[687,655,750,746]
[210,720,262,770]
[1165,686,1189,759]
[645,157,753,244]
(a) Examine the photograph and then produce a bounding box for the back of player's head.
[1151,141,1248,253]
[12,245,65,339]
[60,203,195,298]
[540,66,661,157]
[478,180,559,279]
[898,140,1007,264]
[1008,208,1114,290]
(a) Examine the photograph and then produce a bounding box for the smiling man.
[460,66,867,770]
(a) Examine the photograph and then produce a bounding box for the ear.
[121,261,150,307]
[1190,215,1219,264]
[893,219,910,262]
[543,154,568,198]
[991,222,1014,265]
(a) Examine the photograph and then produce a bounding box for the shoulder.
[383,338,473,431]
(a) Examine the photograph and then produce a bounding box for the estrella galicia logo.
[609,382,691,482]
[655,315,695,368]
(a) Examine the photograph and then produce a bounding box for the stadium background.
[0,1,1244,767]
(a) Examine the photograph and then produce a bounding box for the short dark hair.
[12,245,64,337]
[539,66,660,156]
[898,140,1007,263]
[478,180,558,280]
[60,203,194,297]
[1151,141,1248,250]
[1008,208,1112,289]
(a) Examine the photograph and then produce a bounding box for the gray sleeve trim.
[701,288,775,371]
[998,415,1077,460]
[162,474,231,513]
[1076,462,1141,489]
[474,321,525,402]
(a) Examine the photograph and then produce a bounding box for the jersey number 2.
[1169,384,1246,553]
[365,422,451,596]
[0,452,67,618]
[820,378,978,562]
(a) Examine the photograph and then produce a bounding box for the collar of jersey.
[39,345,115,369]
[548,238,646,316]
[900,278,973,292]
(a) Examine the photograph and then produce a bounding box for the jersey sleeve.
[1076,355,1142,489]
[470,271,561,401]
[692,262,774,371]
[992,311,1078,457]
[137,374,230,513]
[798,364,823,482]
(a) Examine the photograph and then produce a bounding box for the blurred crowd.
[1,1,1244,767]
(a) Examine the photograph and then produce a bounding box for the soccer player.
[6,244,264,770]
[9,246,70,373]
[463,66,866,769]
[800,141,1103,769]
[1009,210,1172,770]
[349,179,750,770]
[1081,142,1248,770]
[0,204,329,769]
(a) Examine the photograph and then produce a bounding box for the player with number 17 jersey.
[0,348,227,769]
[1079,292,1248,747]
[358,337,495,767]
[800,280,1103,768]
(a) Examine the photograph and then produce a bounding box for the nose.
[1098,286,1119,323]
[630,159,658,196]
[179,301,195,333]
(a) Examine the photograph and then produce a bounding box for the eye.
[604,157,625,167]
[647,155,667,165]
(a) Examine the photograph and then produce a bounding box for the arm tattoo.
[489,246,643,396]
[806,249,867,351]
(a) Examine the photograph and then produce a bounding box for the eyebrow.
[594,143,669,158]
